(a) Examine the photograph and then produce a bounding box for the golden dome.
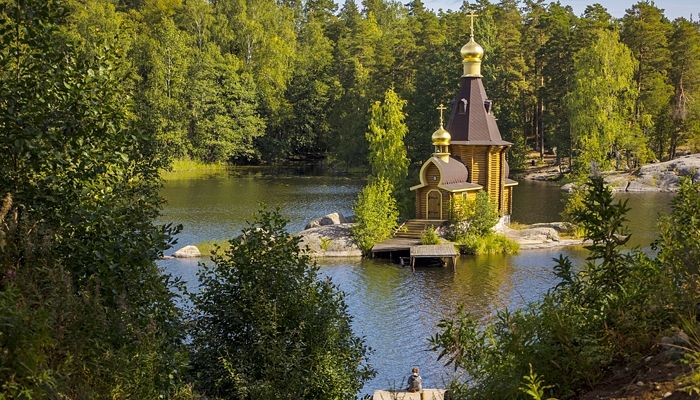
[460,37,484,62]
[432,126,451,146]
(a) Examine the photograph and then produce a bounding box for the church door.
[427,190,442,220]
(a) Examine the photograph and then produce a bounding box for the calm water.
[157,168,673,395]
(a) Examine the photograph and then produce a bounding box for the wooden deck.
[372,238,458,272]
[371,237,420,253]
[373,389,447,399]
[410,244,457,271]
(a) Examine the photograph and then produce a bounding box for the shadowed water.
[157,168,673,395]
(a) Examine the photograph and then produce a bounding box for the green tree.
[352,177,399,252]
[132,14,191,159]
[566,29,644,176]
[0,0,187,396]
[621,1,673,158]
[668,18,700,158]
[366,87,409,188]
[186,45,265,162]
[189,209,374,399]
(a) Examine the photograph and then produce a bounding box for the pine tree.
[621,1,673,158]
[669,18,700,157]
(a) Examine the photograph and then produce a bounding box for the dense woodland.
[45,0,700,172]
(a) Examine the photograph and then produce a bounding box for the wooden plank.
[409,244,458,258]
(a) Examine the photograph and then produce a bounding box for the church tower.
[446,12,517,215]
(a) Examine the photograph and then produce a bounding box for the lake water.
[157,168,674,395]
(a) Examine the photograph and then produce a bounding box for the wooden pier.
[371,239,458,271]
[409,244,457,271]
[373,389,447,399]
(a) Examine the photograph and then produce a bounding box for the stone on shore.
[304,212,348,229]
[297,223,362,257]
[173,245,201,258]
[561,154,700,193]
[498,222,585,250]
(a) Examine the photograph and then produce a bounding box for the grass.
[508,221,530,230]
[193,240,230,256]
[161,158,228,180]
[458,233,520,255]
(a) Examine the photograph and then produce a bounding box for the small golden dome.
[460,37,484,62]
[432,126,451,146]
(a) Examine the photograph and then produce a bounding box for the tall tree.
[0,0,187,396]
[366,88,409,189]
[668,18,700,158]
[621,1,673,158]
[566,29,644,176]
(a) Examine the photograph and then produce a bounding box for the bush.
[457,233,519,255]
[352,177,399,252]
[431,176,695,399]
[189,209,374,399]
[421,226,441,245]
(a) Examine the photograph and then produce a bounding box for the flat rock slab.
[373,389,447,400]
[297,223,362,257]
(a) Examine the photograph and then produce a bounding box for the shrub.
[458,233,519,255]
[189,209,374,399]
[431,177,694,399]
[421,226,441,245]
[352,177,399,252]
[448,191,499,241]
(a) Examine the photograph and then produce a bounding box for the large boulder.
[173,245,201,258]
[304,212,348,230]
[297,223,362,257]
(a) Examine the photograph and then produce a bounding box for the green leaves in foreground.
[431,176,698,399]
[189,209,374,400]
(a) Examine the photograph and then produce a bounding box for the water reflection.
[158,170,672,395]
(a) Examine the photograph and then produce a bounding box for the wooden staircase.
[394,219,446,239]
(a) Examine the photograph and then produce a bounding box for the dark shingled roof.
[432,156,468,184]
[447,77,511,146]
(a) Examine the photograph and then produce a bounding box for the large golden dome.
[431,126,451,146]
[460,37,484,62]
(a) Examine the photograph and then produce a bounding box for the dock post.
[411,256,415,273]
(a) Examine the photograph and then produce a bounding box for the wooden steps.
[394,219,446,239]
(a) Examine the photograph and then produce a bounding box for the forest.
[47,0,700,173]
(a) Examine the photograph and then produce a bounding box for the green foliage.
[189,209,374,399]
[457,233,519,256]
[448,192,500,241]
[366,88,409,184]
[352,177,399,253]
[0,0,188,397]
[566,29,644,177]
[420,226,440,245]
[319,236,334,252]
[520,365,558,400]
[655,176,700,277]
[431,176,695,399]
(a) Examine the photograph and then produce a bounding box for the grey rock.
[509,227,560,242]
[297,223,362,257]
[304,212,348,229]
[173,245,201,258]
[528,222,574,233]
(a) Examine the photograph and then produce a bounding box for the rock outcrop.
[304,212,348,229]
[497,221,585,250]
[297,223,362,258]
[562,154,700,193]
[173,245,201,258]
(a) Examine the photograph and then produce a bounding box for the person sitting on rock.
[406,367,422,392]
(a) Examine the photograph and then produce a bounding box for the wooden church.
[410,19,517,221]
